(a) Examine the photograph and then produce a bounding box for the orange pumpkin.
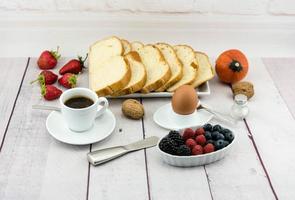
[215,49,249,84]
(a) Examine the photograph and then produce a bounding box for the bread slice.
[137,45,171,93]
[89,36,123,74]
[121,39,131,55]
[131,41,144,52]
[191,51,215,88]
[155,43,183,92]
[113,52,147,96]
[90,56,131,96]
[167,45,198,92]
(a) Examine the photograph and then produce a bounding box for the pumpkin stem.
[229,60,243,72]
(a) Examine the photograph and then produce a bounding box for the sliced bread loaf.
[191,51,215,88]
[131,41,144,52]
[167,45,198,92]
[121,39,131,55]
[138,45,171,93]
[89,36,123,74]
[89,56,131,96]
[155,43,183,92]
[113,52,147,96]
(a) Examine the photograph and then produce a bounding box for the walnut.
[232,81,254,99]
[122,99,144,120]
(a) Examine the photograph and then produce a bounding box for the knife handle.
[87,146,129,166]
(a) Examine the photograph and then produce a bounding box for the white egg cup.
[153,101,213,130]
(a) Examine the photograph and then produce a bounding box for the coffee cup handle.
[95,97,109,118]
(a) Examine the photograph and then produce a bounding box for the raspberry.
[195,127,205,136]
[204,143,215,154]
[192,145,203,155]
[185,138,197,149]
[195,135,206,146]
[182,128,195,141]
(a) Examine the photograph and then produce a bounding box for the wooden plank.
[0,58,89,200]
[141,98,212,200]
[201,72,275,200]
[0,58,28,149]
[244,58,295,199]
[88,99,149,200]
[263,58,295,117]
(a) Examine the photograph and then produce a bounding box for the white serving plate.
[107,81,210,98]
[157,125,236,167]
[71,68,210,98]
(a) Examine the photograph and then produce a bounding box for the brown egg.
[172,85,198,115]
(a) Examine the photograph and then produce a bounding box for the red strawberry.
[195,135,206,146]
[58,73,77,88]
[41,85,62,100]
[192,145,203,155]
[30,70,58,85]
[195,127,205,136]
[182,128,195,141]
[59,54,88,75]
[37,47,61,69]
[204,143,215,154]
[185,138,197,149]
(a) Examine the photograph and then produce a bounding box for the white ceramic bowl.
[157,125,236,167]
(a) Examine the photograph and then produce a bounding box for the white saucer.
[153,103,213,130]
[46,109,116,145]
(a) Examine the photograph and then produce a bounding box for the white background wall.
[1,0,295,15]
[0,0,295,57]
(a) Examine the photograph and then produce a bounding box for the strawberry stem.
[41,84,46,96]
[51,46,61,60]
[78,53,88,68]
[30,79,38,84]
[69,74,77,88]
[30,75,44,85]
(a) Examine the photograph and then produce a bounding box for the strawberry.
[37,47,61,69]
[58,73,77,89]
[30,70,58,85]
[59,54,88,75]
[41,85,62,100]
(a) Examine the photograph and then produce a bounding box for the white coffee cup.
[60,87,109,132]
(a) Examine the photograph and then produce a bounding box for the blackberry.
[159,138,178,155]
[176,145,191,156]
[167,130,184,146]
[203,123,213,131]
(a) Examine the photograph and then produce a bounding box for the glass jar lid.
[234,94,248,105]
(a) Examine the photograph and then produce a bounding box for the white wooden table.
[0,57,294,200]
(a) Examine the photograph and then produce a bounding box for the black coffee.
[65,96,94,109]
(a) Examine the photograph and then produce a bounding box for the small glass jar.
[231,94,249,120]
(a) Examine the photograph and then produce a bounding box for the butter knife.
[87,136,159,166]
